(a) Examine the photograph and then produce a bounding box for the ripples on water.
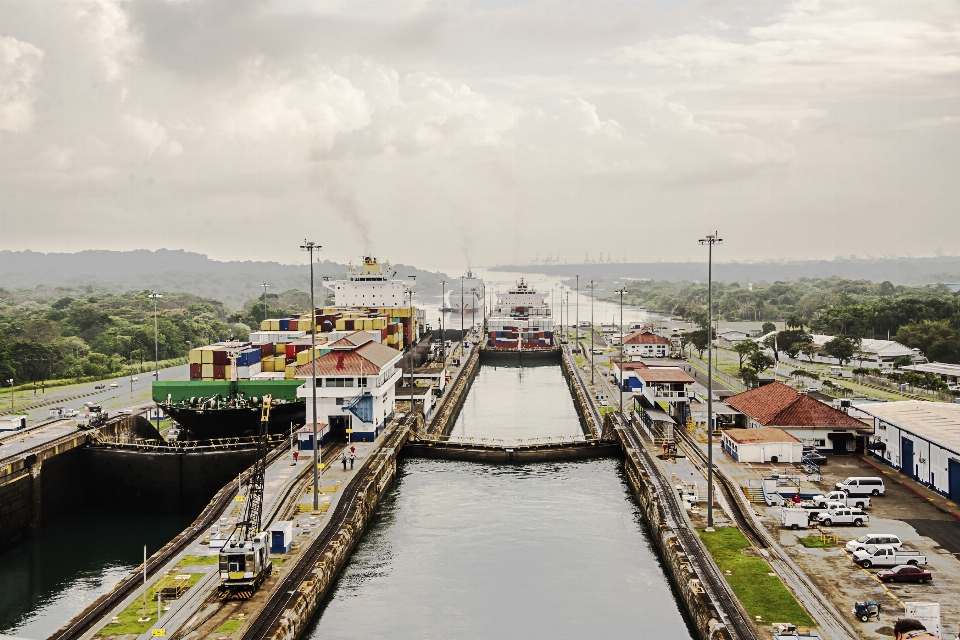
[309,364,694,640]
[0,510,192,638]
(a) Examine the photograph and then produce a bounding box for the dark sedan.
[876,565,932,583]
[803,452,827,465]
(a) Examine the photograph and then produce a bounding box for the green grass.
[178,554,218,566]
[799,536,837,548]
[599,406,616,415]
[699,527,814,626]
[95,572,203,635]
[215,620,244,633]
[271,557,285,565]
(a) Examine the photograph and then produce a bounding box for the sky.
[1,0,959,272]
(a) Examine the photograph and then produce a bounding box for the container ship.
[154,256,424,439]
[486,279,555,351]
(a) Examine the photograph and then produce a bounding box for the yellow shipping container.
[269,319,280,331]
[188,349,202,364]
[285,364,296,380]
[373,317,386,330]
[201,348,216,364]
[201,363,214,378]
[260,320,271,330]
[335,319,346,331]
[296,350,309,365]
[274,344,284,356]
[260,357,272,372]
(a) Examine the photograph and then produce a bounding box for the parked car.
[131,377,138,382]
[814,491,870,509]
[94,384,106,390]
[109,382,119,389]
[803,452,828,466]
[835,477,885,497]
[804,387,818,393]
[592,348,604,354]
[845,533,901,554]
[876,565,932,583]
[813,506,869,527]
[853,545,926,568]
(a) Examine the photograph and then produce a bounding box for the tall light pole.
[575,275,580,353]
[301,240,322,511]
[261,282,270,324]
[7,379,13,411]
[460,276,465,345]
[699,232,722,530]
[406,277,416,415]
[616,287,626,416]
[440,279,447,364]
[589,279,597,384]
[149,292,162,431]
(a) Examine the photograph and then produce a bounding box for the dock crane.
[218,394,273,599]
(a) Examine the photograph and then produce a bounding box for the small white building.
[804,334,920,370]
[295,332,403,442]
[722,427,804,463]
[900,362,960,391]
[622,331,670,358]
[857,402,960,503]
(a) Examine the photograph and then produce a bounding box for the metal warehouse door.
[902,437,915,479]
[949,459,960,504]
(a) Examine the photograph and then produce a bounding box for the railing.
[646,389,690,400]
[426,434,595,448]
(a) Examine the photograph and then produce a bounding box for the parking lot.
[746,454,960,638]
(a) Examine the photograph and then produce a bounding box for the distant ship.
[445,270,484,313]
[486,279,555,351]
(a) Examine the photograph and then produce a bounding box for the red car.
[876,565,932,583]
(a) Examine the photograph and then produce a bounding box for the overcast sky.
[1,0,959,271]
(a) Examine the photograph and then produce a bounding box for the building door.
[901,437,914,479]
[328,415,349,439]
[949,459,960,504]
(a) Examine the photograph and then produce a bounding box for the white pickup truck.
[853,545,926,568]
[812,491,871,509]
[813,506,869,527]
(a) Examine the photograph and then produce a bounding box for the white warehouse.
[857,402,960,504]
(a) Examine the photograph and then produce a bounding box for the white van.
[835,477,885,497]
[845,534,903,554]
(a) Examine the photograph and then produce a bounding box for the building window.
[336,398,344,406]
[359,377,368,387]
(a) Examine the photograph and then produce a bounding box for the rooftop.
[809,334,914,357]
[722,427,801,445]
[294,337,401,377]
[856,401,960,454]
[614,361,694,383]
[726,381,865,429]
[623,330,670,345]
[900,362,960,377]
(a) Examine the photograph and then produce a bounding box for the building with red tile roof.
[725,381,869,452]
[623,331,670,358]
[721,427,803,463]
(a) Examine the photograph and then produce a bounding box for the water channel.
[0,509,193,639]
[306,364,696,639]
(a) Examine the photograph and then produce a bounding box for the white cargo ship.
[486,279,555,350]
[445,270,484,313]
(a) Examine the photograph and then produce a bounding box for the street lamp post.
[589,279,597,384]
[575,275,580,353]
[301,240,322,512]
[406,278,417,415]
[616,288,626,417]
[149,292,162,431]
[698,232,722,530]
[7,379,12,411]
[261,282,270,324]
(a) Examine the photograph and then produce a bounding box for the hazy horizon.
[2,1,960,268]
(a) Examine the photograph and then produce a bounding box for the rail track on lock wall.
[239,415,414,640]
[618,419,761,640]
[50,436,301,640]
[673,425,858,640]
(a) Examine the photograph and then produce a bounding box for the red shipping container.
[213,349,228,366]
[213,364,226,379]
[286,343,296,359]
[259,343,273,357]
[381,328,387,341]
[190,363,202,379]
[345,319,355,330]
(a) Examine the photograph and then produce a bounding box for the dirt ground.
[744,454,960,639]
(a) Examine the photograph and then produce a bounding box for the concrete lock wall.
[615,426,734,640]
[427,344,481,438]
[559,348,599,438]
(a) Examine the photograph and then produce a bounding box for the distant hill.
[0,250,449,309]
[491,256,960,286]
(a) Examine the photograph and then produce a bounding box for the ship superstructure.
[325,256,410,307]
[486,279,555,350]
[446,270,484,313]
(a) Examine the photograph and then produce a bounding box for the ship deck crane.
[218,394,273,599]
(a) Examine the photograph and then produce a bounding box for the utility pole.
[440,279,447,364]
[301,240,322,511]
[261,282,270,323]
[406,278,416,415]
[589,279,597,384]
[460,276,465,345]
[616,287,626,416]
[575,275,580,354]
[149,292,162,431]
[699,232,722,530]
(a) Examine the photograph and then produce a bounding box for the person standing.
[340,451,347,470]
[293,450,299,464]
[350,444,356,455]
[349,452,356,470]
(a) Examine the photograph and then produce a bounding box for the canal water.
[306,365,695,639]
[0,509,192,639]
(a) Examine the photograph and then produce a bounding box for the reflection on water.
[451,364,583,439]
[306,362,694,640]
[306,459,695,640]
[0,509,192,639]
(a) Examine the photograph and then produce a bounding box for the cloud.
[122,113,182,157]
[0,36,44,132]
[74,0,139,81]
